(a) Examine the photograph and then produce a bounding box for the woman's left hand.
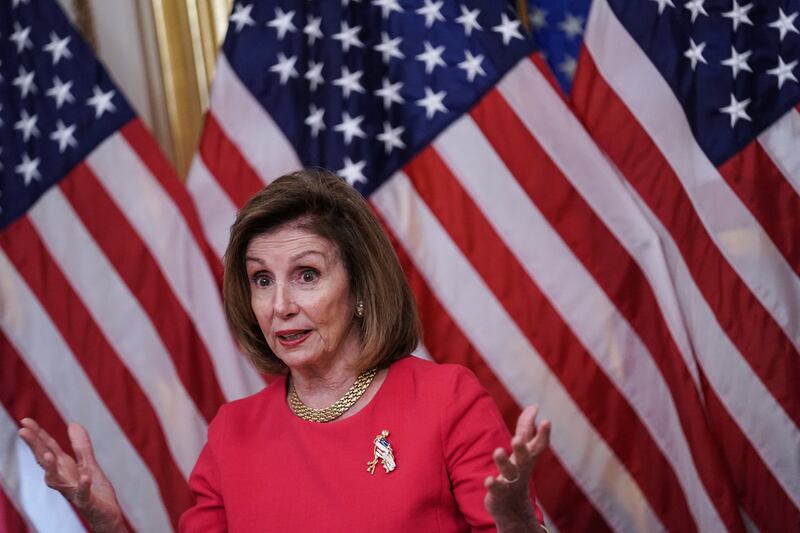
[484,405,551,533]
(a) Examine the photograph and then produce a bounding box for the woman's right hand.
[18,418,127,533]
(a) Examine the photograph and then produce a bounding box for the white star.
[650,0,675,15]
[43,32,72,64]
[338,157,367,187]
[416,87,447,119]
[684,38,707,70]
[719,94,751,127]
[333,66,365,98]
[372,0,403,19]
[530,7,547,30]
[15,153,41,187]
[12,0,31,7]
[458,50,486,82]
[332,21,364,52]
[684,0,708,23]
[722,1,753,32]
[492,13,524,46]
[767,56,798,89]
[374,32,404,63]
[303,15,323,45]
[334,112,366,144]
[50,120,77,153]
[14,110,39,142]
[9,22,32,53]
[46,76,75,109]
[721,46,752,79]
[375,78,405,109]
[455,5,482,36]
[768,8,799,42]
[377,121,405,154]
[86,86,117,118]
[230,3,255,32]
[305,60,324,91]
[559,13,584,40]
[416,41,447,75]
[12,66,36,99]
[416,0,445,28]
[269,53,298,84]
[267,8,296,39]
[304,104,325,137]
[558,55,577,80]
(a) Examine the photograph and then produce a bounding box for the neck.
[290,364,361,409]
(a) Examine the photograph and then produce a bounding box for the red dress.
[180,356,543,532]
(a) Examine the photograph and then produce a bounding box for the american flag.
[0,0,262,531]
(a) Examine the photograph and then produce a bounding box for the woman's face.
[245,224,359,372]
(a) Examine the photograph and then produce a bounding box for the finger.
[514,405,539,443]
[68,423,97,469]
[75,473,91,508]
[18,427,53,464]
[32,421,67,458]
[527,419,552,457]
[493,447,519,482]
[511,436,531,471]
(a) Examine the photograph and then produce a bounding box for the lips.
[275,329,311,347]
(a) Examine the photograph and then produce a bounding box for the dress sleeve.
[441,366,544,531]
[179,405,228,532]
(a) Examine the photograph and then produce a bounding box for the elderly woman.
[19,168,551,532]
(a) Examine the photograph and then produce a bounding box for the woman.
[19,168,551,532]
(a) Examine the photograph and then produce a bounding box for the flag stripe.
[758,108,800,197]
[0,484,30,533]
[187,156,239,259]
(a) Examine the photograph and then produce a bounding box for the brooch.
[367,429,396,474]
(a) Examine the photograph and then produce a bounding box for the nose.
[273,282,297,318]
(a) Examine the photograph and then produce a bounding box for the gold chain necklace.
[288,368,378,423]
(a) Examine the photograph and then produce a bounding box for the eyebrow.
[245,249,327,266]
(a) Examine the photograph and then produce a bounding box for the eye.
[251,273,272,288]
[300,269,318,283]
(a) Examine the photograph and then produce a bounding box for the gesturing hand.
[18,418,126,533]
[484,405,551,533]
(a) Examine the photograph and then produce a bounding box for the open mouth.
[276,330,311,346]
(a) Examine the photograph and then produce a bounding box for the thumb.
[68,423,97,469]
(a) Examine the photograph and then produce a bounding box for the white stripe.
[87,133,264,401]
[758,108,800,198]
[210,54,302,182]
[28,188,206,478]
[586,0,800,351]
[186,156,238,259]
[433,116,724,531]
[0,407,83,533]
[372,173,664,533]
[412,343,433,361]
[0,249,173,532]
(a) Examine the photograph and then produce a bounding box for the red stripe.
[0,487,29,533]
[473,86,744,531]
[60,163,227,422]
[377,212,611,532]
[199,112,266,208]
[403,148,696,531]
[0,218,192,529]
[719,141,800,276]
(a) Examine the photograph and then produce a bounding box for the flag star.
[10,22,33,53]
[458,50,486,82]
[267,8,296,39]
[375,78,405,109]
[722,1,753,32]
[374,32,404,63]
[304,104,326,137]
[684,38,707,70]
[558,55,577,80]
[303,15,323,45]
[333,66,365,98]
[50,120,78,153]
[43,32,72,64]
[332,21,364,52]
[12,0,31,7]
[456,6,482,36]
[683,0,708,23]
[338,157,367,187]
[372,0,403,19]
[86,86,117,118]
[342,0,362,6]
[12,66,37,98]
[650,0,675,15]
[767,56,798,89]
[416,41,447,75]
[377,121,405,154]
[559,13,584,40]
[46,76,75,109]
[492,13,524,45]
[530,7,547,30]
[721,46,752,79]
[416,87,447,119]
[270,53,298,84]
[305,60,324,91]
[14,110,39,142]
[230,3,255,32]
[416,0,445,28]
[719,94,751,127]
[15,153,41,186]
[334,112,366,144]
[768,8,799,42]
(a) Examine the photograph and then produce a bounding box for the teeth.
[282,332,306,340]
